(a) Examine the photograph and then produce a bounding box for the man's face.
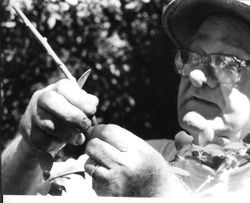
[178,16,250,145]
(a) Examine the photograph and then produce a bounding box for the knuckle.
[64,113,76,123]
[100,124,120,138]
[30,89,43,105]
[83,103,97,115]
[64,110,85,127]
[37,90,54,106]
[55,79,74,93]
[90,105,97,115]
[93,96,99,106]
[31,84,54,104]
[103,173,113,184]
[88,94,99,106]
[32,89,42,98]
[86,138,99,155]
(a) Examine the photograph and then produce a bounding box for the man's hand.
[84,124,185,197]
[19,79,99,154]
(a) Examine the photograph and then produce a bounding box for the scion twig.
[12,5,76,81]
[12,5,97,125]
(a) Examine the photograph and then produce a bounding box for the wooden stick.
[13,5,97,125]
[12,5,76,82]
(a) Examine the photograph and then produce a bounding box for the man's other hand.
[85,124,178,197]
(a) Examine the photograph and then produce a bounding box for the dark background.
[1,0,180,159]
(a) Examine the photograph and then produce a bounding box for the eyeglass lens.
[174,50,240,85]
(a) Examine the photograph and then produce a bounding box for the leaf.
[48,182,66,196]
[72,171,85,178]
[204,156,225,170]
[189,144,204,152]
[243,134,250,144]
[38,151,54,172]
[178,144,193,157]
[47,15,56,29]
[171,166,190,177]
[36,180,51,195]
[224,142,245,151]
[77,69,91,88]
[65,0,78,6]
[174,131,193,151]
[125,2,141,10]
[43,170,51,180]
[203,144,225,157]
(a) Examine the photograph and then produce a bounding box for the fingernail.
[81,118,91,132]
[87,126,94,136]
[75,133,85,145]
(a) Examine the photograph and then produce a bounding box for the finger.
[33,107,86,145]
[84,158,110,181]
[85,137,123,168]
[37,89,92,132]
[19,120,64,152]
[54,79,99,115]
[87,124,143,152]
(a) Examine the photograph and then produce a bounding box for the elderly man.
[3,0,250,197]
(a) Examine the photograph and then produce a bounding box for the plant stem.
[12,5,97,125]
[12,5,76,82]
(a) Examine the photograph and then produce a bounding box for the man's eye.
[211,56,235,68]
[184,52,200,65]
[220,56,237,67]
[190,56,200,64]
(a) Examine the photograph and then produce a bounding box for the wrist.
[156,163,190,197]
[15,134,39,159]
[18,132,54,180]
[2,135,44,194]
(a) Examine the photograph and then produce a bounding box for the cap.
[162,0,250,47]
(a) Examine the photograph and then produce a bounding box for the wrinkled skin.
[84,124,182,196]
[19,79,99,153]
[15,79,184,196]
[5,14,250,197]
[2,79,99,194]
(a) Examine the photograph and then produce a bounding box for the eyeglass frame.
[173,49,250,86]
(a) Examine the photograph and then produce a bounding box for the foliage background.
[1,0,180,159]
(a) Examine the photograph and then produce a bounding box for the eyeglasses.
[174,49,250,85]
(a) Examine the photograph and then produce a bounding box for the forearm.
[2,134,43,194]
[137,161,189,197]
[156,164,189,197]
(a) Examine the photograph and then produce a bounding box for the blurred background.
[1,0,180,160]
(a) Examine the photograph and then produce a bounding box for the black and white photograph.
[2,0,250,201]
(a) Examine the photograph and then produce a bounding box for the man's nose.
[189,69,217,88]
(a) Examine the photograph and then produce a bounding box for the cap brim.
[163,0,250,48]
